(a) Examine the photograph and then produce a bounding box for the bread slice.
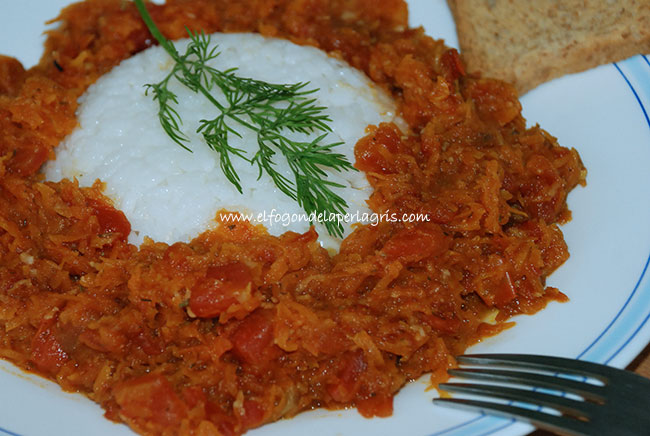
[447,0,650,94]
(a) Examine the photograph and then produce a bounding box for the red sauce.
[87,198,132,241]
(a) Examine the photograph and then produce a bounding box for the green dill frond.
[144,81,190,151]
[134,0,357,238]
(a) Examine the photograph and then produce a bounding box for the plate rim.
[0,1,649,435]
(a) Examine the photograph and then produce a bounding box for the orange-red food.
[0,1,585,435]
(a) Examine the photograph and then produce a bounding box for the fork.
[433,354,650,436]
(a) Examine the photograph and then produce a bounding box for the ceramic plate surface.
[1,1,649,435]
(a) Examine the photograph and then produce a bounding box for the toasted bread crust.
[448,0,650,94]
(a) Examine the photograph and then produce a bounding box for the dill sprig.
[134,0,355,237]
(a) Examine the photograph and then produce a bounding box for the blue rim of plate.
[1,55,649,436]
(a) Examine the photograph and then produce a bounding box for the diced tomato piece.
[241,400,265,429]
[518,219,543,241]
[162,242,194,271]
[189,262,254,318]
[440,48,465,83]
[87,198,131,241]
[327,349,367,403]
[494,271,517,307]
[355,123,404,174]
[132,330,164,356]
[113,374,187,427]
[30,317,68,375]
[381,224,448,263]
[465,78,521,126]
[526,154,558,185]
[230,310,280,365]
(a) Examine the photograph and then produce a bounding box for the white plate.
[1,1,649,436]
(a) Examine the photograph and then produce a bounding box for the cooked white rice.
[44,33,399,250]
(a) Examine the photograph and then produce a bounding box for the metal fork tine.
[436,354,650,436]
[447,368,605,401]
[457,354,612,382]
[439,382,597,418]
[433,397,591,436]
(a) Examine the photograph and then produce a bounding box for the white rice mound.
[44,33,400,250]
